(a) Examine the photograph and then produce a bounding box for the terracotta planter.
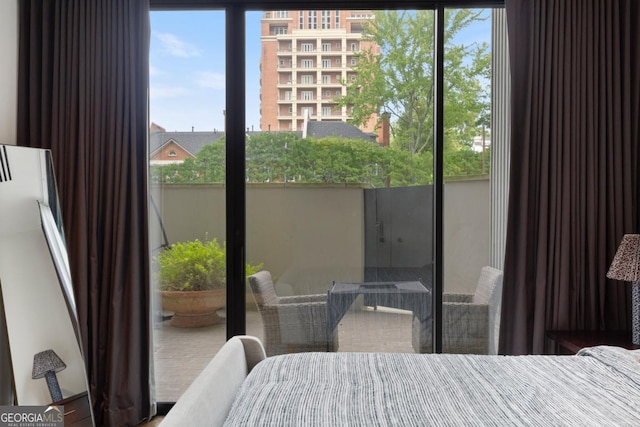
[161,289,225,327]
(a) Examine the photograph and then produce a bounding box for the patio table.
[326,280,431,341]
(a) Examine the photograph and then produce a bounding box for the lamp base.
[45,371,63,402]
[633,282,640,346]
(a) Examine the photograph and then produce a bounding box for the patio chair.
[248,270,339,356]
[412,266,503,354]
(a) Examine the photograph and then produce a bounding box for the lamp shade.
[32,349,66,379]
[607,234,640,282]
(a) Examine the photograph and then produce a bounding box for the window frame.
[149,0,505,352]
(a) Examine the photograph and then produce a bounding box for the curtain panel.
[502,0,640,354]
[17,0,152,425]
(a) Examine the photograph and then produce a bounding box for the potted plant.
[157,238,262,327]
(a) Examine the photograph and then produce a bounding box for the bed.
[160,336,640,426]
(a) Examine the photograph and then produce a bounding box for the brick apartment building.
[260,10,379,133]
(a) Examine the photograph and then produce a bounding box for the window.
[322,10,331,29]
[271,25,288,35]
[322,59,331,68]
[301,43,314,52]
[168,150,177,157]
[322,43,331,52]
[336,58,341,65]
[274,11,288,18]
[301,75,313,84]
[150,6,502,404]
[308,11,317,29]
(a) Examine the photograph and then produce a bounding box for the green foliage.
[339,10,491,157]
[157,239,262,291]
[151,131,488,187]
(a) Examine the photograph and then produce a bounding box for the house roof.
[149,131,225,157]
[305,121,377,142]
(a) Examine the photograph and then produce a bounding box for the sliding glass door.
[148,0,505,403]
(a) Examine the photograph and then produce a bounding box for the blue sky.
[149,10,490,133]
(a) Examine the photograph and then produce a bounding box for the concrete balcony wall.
[151,178,490,296]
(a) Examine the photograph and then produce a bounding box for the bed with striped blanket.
[223,345,640,426]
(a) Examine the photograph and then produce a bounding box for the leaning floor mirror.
[0,144,94,426]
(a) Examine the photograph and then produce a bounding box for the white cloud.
[195,71,226,90]
[156,32,201,58]
[150,86,189,100]
[149,65,164,77]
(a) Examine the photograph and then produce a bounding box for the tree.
[339,10,490,158]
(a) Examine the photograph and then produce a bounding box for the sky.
[149,10,491,133]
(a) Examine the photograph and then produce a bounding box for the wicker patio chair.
[412,266,503,354]
[248,270,339,356]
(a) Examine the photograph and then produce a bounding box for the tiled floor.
[153,304,416,403]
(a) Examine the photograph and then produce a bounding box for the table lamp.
[32,349,67,402]
[607,234,640,345]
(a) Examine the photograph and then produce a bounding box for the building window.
[322,59,331,68]
[322,75,330,84]
[336,58,341,65]
[299,11,304,29]
[274,11,288,18]
[322,106,333,116]
[351,42,357,51]
[322,11,330,29]
[301,91,314,100]
[301,59,313,68]
[271,25,288,35]
[335,89,341,96]
[301,43,314,52]
[308,11,317,29]
[279,59,285,67]
[288,106,293,113]
[301,107,313,117]
[301,75,314,84]
[335,10,340,28]
[325,90,332,97]
[322,43,331,52]
[351,58,357,65]
[168,150,177,157]
[284,91,292,100]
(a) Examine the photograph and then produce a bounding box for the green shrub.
[157,239,262,291]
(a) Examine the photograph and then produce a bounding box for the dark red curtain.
[17,0,152,425]
[501,0,640,354]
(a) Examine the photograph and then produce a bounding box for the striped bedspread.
[224,346,640,426]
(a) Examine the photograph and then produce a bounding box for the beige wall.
[444,178,491,293]
[0,0,18,145]
[153,179,490,296]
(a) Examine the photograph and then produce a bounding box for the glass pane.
[246,9,435,355]
[442,8,495,354]
[148,10,227,403]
